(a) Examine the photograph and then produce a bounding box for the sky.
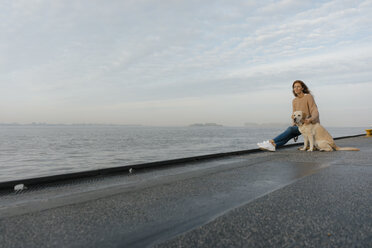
[1,0,371,127]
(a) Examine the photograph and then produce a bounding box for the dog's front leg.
[300,136,308,151]
[308,135,314,152]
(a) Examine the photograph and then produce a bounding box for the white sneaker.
[256,140,269,147]
[257,140,276,152]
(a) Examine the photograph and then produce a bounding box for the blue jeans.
[273,126,301,147]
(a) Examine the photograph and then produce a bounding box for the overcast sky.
[1,0,371,127]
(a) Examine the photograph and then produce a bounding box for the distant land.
[189,123,223,127]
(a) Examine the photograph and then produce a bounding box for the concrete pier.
[0,135,371,247]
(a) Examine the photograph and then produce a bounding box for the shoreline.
[0,134,364,191]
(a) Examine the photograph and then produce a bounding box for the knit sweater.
[292,94,320,124]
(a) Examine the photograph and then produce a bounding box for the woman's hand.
[304,119,311,124]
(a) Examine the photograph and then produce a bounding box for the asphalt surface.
[0,136,371,247]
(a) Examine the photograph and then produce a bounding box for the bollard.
[366,129,372,137]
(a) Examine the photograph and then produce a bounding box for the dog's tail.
[335,146,360,151]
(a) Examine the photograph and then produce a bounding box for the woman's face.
[293,83,303,95]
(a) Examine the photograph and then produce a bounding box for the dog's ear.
[302,112,307,120]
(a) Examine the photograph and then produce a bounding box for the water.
[0,125,363,182]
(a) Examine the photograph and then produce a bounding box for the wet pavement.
[0,136,371,247]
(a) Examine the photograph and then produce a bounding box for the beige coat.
[292,94,320,124]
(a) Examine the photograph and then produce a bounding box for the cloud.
[0,0,371,125]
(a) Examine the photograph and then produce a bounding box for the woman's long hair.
[292,80,311,97]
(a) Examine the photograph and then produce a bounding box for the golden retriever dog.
[293,111,359,152]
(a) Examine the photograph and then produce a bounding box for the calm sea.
[0,125,364,182]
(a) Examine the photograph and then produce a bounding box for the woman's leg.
[272,126,301,147]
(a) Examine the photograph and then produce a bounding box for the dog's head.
[292,111,307,125]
